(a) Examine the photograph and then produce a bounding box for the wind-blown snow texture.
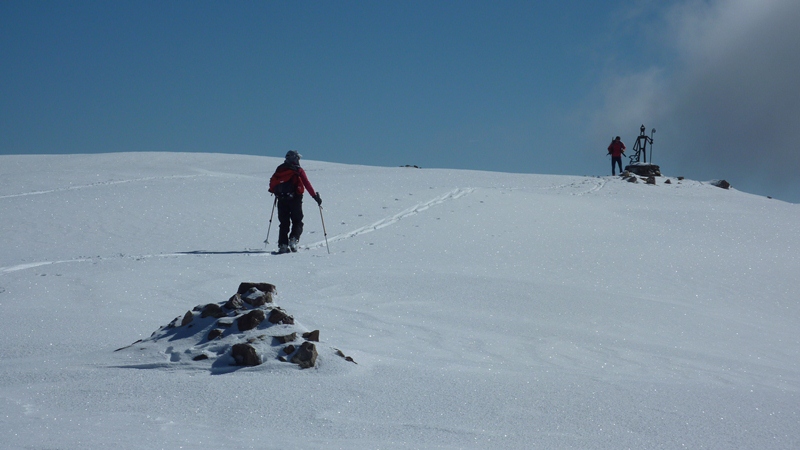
[1,153,798,448]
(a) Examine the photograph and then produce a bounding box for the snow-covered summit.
[1,152,798,448]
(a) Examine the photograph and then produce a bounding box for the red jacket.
[607,140,626,158]
[269,163,317,198]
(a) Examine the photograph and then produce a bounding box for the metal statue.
[629,124,656,165]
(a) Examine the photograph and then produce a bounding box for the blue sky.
[2,0,799,202]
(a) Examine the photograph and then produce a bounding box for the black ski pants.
[612,156,623,175]
[277,195,304,246]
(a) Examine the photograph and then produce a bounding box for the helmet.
[285,150,302,163]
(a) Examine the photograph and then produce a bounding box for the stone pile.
[116,282,356,371]
[621,171,658,185]
[624,163,661,177]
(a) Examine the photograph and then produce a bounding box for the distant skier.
[269,151,322,254]
[607,136,626,176]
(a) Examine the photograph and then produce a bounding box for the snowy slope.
[1,153,798,448]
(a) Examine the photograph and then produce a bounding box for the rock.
[291,342,318,369]
[275,333,297,344]
[192,354,209,361]
[646,176,656,185]
[268,309,294,325]
[224,294,244,310]
[180,311,194,326]
[677,176,685,180]
[216,318,234,328]
[665,179,672,184]
[242,287,273,307]
[247,335,268,344]
[626,176,638,183]
[231,343,260,366]
[709,179,731,189]
[237,309,266,332]
[207,328,224,341]
[335,348,357,364]
[303,330,320,342]
[283,344,296,355]
[201,303,226,319]
[237,282,276,295]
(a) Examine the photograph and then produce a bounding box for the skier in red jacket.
[607,136,626,176]
[268,150,322,254]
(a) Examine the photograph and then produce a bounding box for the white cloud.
[591,0,800,201]
[588,68,668,142]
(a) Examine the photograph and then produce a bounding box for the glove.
[313,192,322,206]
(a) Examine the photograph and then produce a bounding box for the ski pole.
[318,204,330,254]
[264,196,277,247]
[649,129,656,163]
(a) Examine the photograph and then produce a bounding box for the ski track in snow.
[0,174,214,199]
[0,258,100,274]
[577,178,606,195]
[303,187,474,250]
[535,177,606,195]
[0,187,474,273]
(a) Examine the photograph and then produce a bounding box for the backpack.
[269,165,300,198]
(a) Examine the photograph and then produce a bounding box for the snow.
[1,152,798,448]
